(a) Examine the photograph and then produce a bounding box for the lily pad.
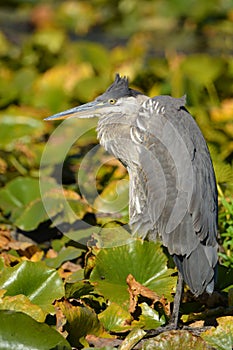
[0,115,44,151]
[90,239,176,308]
[132,302,166,329]
[201,316,233,350]
[120,328,146,350]
[64,226,101,246]
[56,299,107,347]
[99,302,133,332]
[0,310,71,350]
[142,330,210,350]
[45,246,84,269]
[95,222,133,248]
[0,260,64,313]
[0,176,89,231]
[0,293,45,322]
[0,177,54,230]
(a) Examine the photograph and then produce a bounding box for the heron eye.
[108,99,116,104]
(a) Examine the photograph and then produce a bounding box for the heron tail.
[173,242,218,296]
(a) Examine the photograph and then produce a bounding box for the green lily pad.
[201,316,233,350]
[132,302,166,329]
[0,176,89,231]
[64,226,101,245]
[0,293,45,322]
[90,239,176,308]
[41,117,97,167]
[65,280,94,299]
[0,177,55,230]
[99,302,133,332]
[95,222,133,248]
[0,115,44,151]
[0,177,50,213]
[66,269,85,283]
[45,246,84,269]
[57,299,107,347]
[0,310,71,350]
[0,261,64,313]
[142,330,210,350]
[120,328,146,350]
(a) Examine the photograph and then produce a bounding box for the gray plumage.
[46,74,218,297]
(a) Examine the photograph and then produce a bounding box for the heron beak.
[44,101,104,121]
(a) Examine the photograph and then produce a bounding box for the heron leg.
[145,272,183,338]
[170,270,183,328]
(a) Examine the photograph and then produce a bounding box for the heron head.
[44,74,145,121]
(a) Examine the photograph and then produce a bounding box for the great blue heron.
[45,74,218,327]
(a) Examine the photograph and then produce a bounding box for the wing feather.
[130,96,218,295]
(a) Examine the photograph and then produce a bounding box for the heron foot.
[145,322,179,338]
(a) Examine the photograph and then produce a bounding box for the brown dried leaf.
[59,261,81,279]
[55,298,107,347]
[126,274,167,314]
[0,252,21,266]
[55,304,68,337]
[9,241,41,260]
[0,230,12,250]
[86,334,120,348]
[46,249,58,259]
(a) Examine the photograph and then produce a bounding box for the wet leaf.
[142,330,210,350]
[66,268,85,283]
[120,328,146,350]
[0,176,89,230]
[65,280,94,299]
[0,176,54,219]
[0,115,44,151]
[90,239,176,308]
[0,293,45,322]
[99,302,132,332]
[95,223,132,248]
[0,260,64,313]
[201,316,233,350]
[45,246,84,268]
[0,310,71,350]
[56,299,107,347]
[132,302,166,329]
[64,226,101,245]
